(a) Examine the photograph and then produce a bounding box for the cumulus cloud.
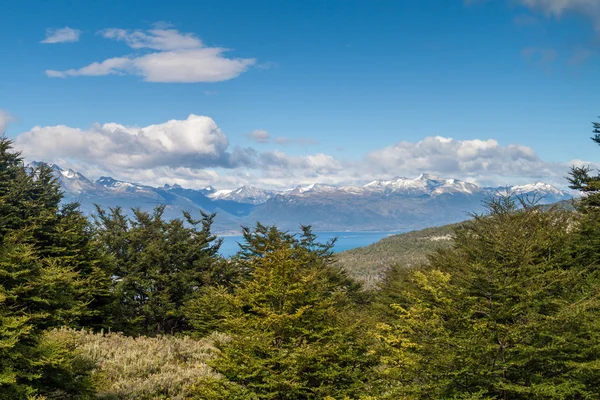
[41,27,81,44]
[258,150,342,173]
[364,136,563,185]
[246,129,270,143]
[46,28,255,82]
[11,115,574,189]
[15,114,239,169]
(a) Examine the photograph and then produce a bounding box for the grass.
[46,328,229,400]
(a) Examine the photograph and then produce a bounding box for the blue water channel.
[217,231,400,258]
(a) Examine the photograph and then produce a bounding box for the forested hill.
[336,198,577,287]
[335,222,461,287]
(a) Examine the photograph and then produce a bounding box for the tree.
[374,195,600,399]
[187,224,377,399]
[93,205,228,335]
[567,119,600,269]
[0,138,97,399]
[567,119,600,205]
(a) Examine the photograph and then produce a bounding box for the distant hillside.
[335,222,462,287]
[336,199,578,288]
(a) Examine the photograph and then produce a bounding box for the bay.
[217,231,401,258]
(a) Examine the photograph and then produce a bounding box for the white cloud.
[46,28,255,83]
[246,129,270,143]
[516,0,600,30]
[99,28,202,50]
[364,136,563,185]
[12,115,575,189]
[41,27,81,44]
[15,114,235,169]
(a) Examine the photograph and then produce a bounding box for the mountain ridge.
[27,161,574,233]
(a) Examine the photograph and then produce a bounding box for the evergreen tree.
[187,224,377,399]
[0,138,96,398]
[374,196,600,399]
[567,119,600,270]
[93,205,227,335]
[567,119,600,205]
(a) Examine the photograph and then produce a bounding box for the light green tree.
[375,196,600,399]
[187,224,377,399]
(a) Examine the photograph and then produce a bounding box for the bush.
[45,328,227,400]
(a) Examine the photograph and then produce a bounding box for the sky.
[1,0,599,189]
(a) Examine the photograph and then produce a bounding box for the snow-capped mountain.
[199,186,216,196]
[360,174,481,196]
[507,182,567,197]
[284,183,338,196]
[96,176,154,194]
[208,185,279,205]
[29,162,98,194]
[28,161,574,232]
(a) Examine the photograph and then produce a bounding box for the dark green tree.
[567,119,600,269]
[93,205,228,335]
[567,119,600,204]
[0,138,97,399]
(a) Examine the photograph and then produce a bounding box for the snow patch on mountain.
[209,185,278,204]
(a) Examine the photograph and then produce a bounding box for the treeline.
[2,125,600,399]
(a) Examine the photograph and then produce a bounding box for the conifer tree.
[188,224,377,399]
[567,119,600,269]
[568,119,600,205]
[0,138,96,398]
[93,205,227,335]
[374,196,600,399]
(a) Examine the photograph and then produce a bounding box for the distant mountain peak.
[416,173,441,181]
[50,164,63,173]
[96,176,119,187]
[31,160,574,233]
[209,185,278,204]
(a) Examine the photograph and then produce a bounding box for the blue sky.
[1,0,599,189]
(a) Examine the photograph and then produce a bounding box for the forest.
[2,122,600,399]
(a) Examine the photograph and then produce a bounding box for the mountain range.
[30,162,574,233]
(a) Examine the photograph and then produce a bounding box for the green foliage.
[45,327,225,400]
[93,205,230,335]
[0,138,99,399]
[336,223,459,287]
[567,119,600,202]
[5,117,600,399]
[374,195,600,399]
[186,224,377,399]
